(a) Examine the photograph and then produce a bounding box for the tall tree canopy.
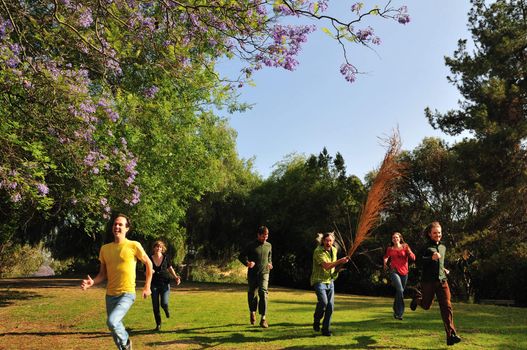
[421,0,527,304]
[0,1,410,259]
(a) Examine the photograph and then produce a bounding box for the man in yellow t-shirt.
[81,214,153,350]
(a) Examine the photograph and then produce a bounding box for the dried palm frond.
[347,130,405,258]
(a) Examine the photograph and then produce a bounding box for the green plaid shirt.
[310,245,338,286]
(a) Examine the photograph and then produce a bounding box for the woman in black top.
[149,240,180,331]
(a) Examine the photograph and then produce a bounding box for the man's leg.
[313,282,328,331]
[258,273,269,328]
[321,282,334,335]
[437,281,456,336]
[247,276,258,324]
[106,293,136,350]
[419,281,436,310]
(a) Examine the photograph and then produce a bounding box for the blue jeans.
[314,281,334,332]
[106,293,136,350]
[151,283,170,325]
[390,271,408,318]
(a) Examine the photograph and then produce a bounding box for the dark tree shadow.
[0,290,42,307]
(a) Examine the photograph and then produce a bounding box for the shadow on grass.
[0,330,109,338]
[282,335,419,349]
[143,321,422,349]
[0,277,80,289]
[0,289,42,307]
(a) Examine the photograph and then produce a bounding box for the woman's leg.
[160,283,170,318]
[390,271,405,318]
[151,285,162,327]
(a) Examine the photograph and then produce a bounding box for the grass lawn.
[0,277,525,349]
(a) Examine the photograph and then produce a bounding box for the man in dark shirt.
[410,221,462,346]
[238,226,273,328]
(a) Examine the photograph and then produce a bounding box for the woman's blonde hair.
[152,240,167,254]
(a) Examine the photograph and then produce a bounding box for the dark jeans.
[313,281,334,332]
[416,280,457,337]
[151,283,170,326]
[248,273,269,316]
[390,271,408,318]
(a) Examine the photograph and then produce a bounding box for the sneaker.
[124,339,132,350]
[321,329,332,336]
[447,333,462,346]
[394,315,403,320]
[313,322,320,332]
[154,324,161,331]
[250,312,256,325]
[259,318,269,328]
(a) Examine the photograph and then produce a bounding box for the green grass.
[0,278,525,349]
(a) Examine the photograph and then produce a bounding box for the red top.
[384,245,415,276]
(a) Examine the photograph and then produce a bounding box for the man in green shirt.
[310,232,349,336]
[238,226,273,328]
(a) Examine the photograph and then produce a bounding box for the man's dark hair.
[257,226,269,235]
[115,213,131,228]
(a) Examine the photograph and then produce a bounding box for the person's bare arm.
[81,263,107,290]
[321,256,349,270]
[168,266,181,286]
[139,253,153,298]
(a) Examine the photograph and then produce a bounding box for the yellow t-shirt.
[99,239,147,296]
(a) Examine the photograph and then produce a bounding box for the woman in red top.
[383,232,415,320]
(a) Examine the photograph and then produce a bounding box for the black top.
[420,239,448,282]
[150,254,173,285]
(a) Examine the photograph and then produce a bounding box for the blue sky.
[220,1,473,180]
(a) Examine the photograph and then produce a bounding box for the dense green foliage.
[0,0,409,271]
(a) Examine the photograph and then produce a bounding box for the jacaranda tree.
[0,1,410,262]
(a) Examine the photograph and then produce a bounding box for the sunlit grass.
[0,278,525,349]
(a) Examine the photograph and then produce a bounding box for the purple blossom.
[340,63,357,83]
[351,2,363,14]
[78,7,93,28]
[37,183,49,195]
[396,6,410,24]
[11,193,21,202]
[130,186,141,205]
[6,57,19,68]
[83,151,99,167]
[10,43,21,55]
[356,27,374,41]
[125,158,137,174]
[144,85,159,98]
[100,197,108,206]
[309,0,329,13]
[0,16,13,39]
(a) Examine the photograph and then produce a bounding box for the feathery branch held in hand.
[347,131,405,258]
